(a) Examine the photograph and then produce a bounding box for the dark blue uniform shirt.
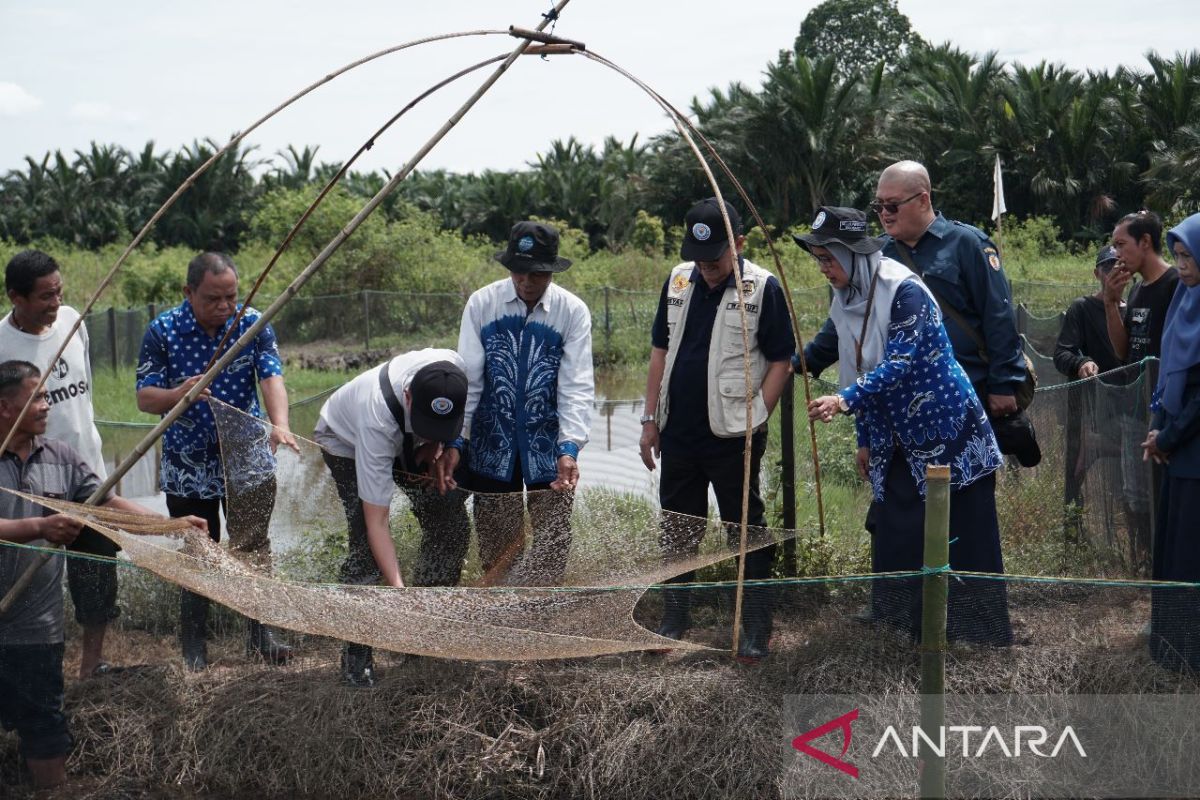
[803,214,1025,396]
[651,259,794,456]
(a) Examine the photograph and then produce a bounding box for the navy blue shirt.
[881,214,1025,395]
[651,260,794,456]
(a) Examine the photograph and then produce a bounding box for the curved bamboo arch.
[2,6,833,651]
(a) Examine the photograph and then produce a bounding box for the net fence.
[4,352,1199,798]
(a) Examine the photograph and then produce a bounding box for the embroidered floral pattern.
[840,281,1002,502]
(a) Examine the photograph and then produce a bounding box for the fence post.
[107,307,118,374]
[363,291,371,352]
[604,286,611,347]
[781,373,796,575]
[919,464,949,800]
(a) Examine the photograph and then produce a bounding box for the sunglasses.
[869,192,924,215]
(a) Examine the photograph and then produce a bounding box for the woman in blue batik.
[1145,211,1200,671]
[797,206,1012,645]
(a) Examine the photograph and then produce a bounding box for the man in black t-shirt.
[1055,246,1124,380]
[1103,211,1178,569]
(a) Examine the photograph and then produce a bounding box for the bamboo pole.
[0,6,572,616]
[919,464,950,800]
[581,50,826,540]
[0,29,508,466]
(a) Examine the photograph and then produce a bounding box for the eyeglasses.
[813,254,836,268]
[869,192,924,215]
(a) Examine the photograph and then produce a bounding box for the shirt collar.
[688,254,746,289]
[504,280,554,312]
[175,300,241,337]
[176,300,200,334]
[2,435,43,462]
[925,212,951,240]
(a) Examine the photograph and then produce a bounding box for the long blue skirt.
[1150,474,1200,672]
[868,450,1013,646]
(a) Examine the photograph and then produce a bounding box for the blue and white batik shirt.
[136,300,283,499]
[456,278,594,485]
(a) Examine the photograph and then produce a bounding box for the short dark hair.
[5,250,60,297]
[186,252,238,290]
[1117,211,1163,254]
[0,360,40,400]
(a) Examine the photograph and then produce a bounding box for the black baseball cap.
[1095,245,1118,268]
[494,221,572,273]
[792,206,887,255]
[681,197,743,262]
[408,361,468,442]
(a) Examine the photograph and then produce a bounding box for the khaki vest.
[657,259,773,438]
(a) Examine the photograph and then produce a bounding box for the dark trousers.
[65,528,119,627]
[1150,474,1200,671]
[165,475,277,569]
[0,643,73,760]
[466,451,574,586]
[658,431,776,627]
[322,452,471,587]
[869,450,1012,645]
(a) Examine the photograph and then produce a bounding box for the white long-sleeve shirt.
[313,348,463,507]
[456,278,593,485]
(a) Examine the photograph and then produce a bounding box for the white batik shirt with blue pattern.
[839,280,1002,501]
[136,301,283,499]
[455,278,594,485]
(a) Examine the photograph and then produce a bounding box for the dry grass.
[3,581,1198,799]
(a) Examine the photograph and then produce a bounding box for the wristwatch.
[640,414,656,425]
[837,396,850,414]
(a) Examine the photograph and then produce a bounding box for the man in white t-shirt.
[313,348,470,687]
[0,250,116,679]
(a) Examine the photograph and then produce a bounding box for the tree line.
[2,2,1199,254]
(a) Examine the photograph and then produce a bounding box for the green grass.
[91,364,348,424]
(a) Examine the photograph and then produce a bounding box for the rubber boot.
[247,619,294,665]
[340,643,375,688]
[655,586,692,640]
[179,590,209,671]
[736,588,774,664]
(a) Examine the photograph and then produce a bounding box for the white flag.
[991,153,1007,222]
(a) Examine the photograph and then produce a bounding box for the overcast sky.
[1,0,1196,176]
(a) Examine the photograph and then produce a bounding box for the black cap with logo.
[681,197,743,262]
[792,206,887,255]
[408,361,468,442]
[494,221,573,273]
[1095,245,1119,268]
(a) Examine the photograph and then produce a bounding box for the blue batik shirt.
[840,281,1003,501]
[456,279,594,486]
[136,301,283,499]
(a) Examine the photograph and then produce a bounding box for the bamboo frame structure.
[0,3,573,615]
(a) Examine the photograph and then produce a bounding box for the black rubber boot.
[655,586,692,640]
[247,620,294,665]
[341,643,375,688]
[736,589,774,663]
[179,590,209,671]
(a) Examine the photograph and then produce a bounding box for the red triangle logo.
[791,708,859,778]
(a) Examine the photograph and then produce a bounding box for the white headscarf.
[826,242,937,389]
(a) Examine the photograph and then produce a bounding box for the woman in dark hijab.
[1146,211,1200,671]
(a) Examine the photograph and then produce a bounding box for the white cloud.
[0,82,43,116]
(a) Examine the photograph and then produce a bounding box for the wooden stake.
[920,464,950,800]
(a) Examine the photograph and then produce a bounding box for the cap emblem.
[812,211,827,229]
[692,222,711,241]
[431,397,454,415]
[838,219,866,232]
[517,235,535,253]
